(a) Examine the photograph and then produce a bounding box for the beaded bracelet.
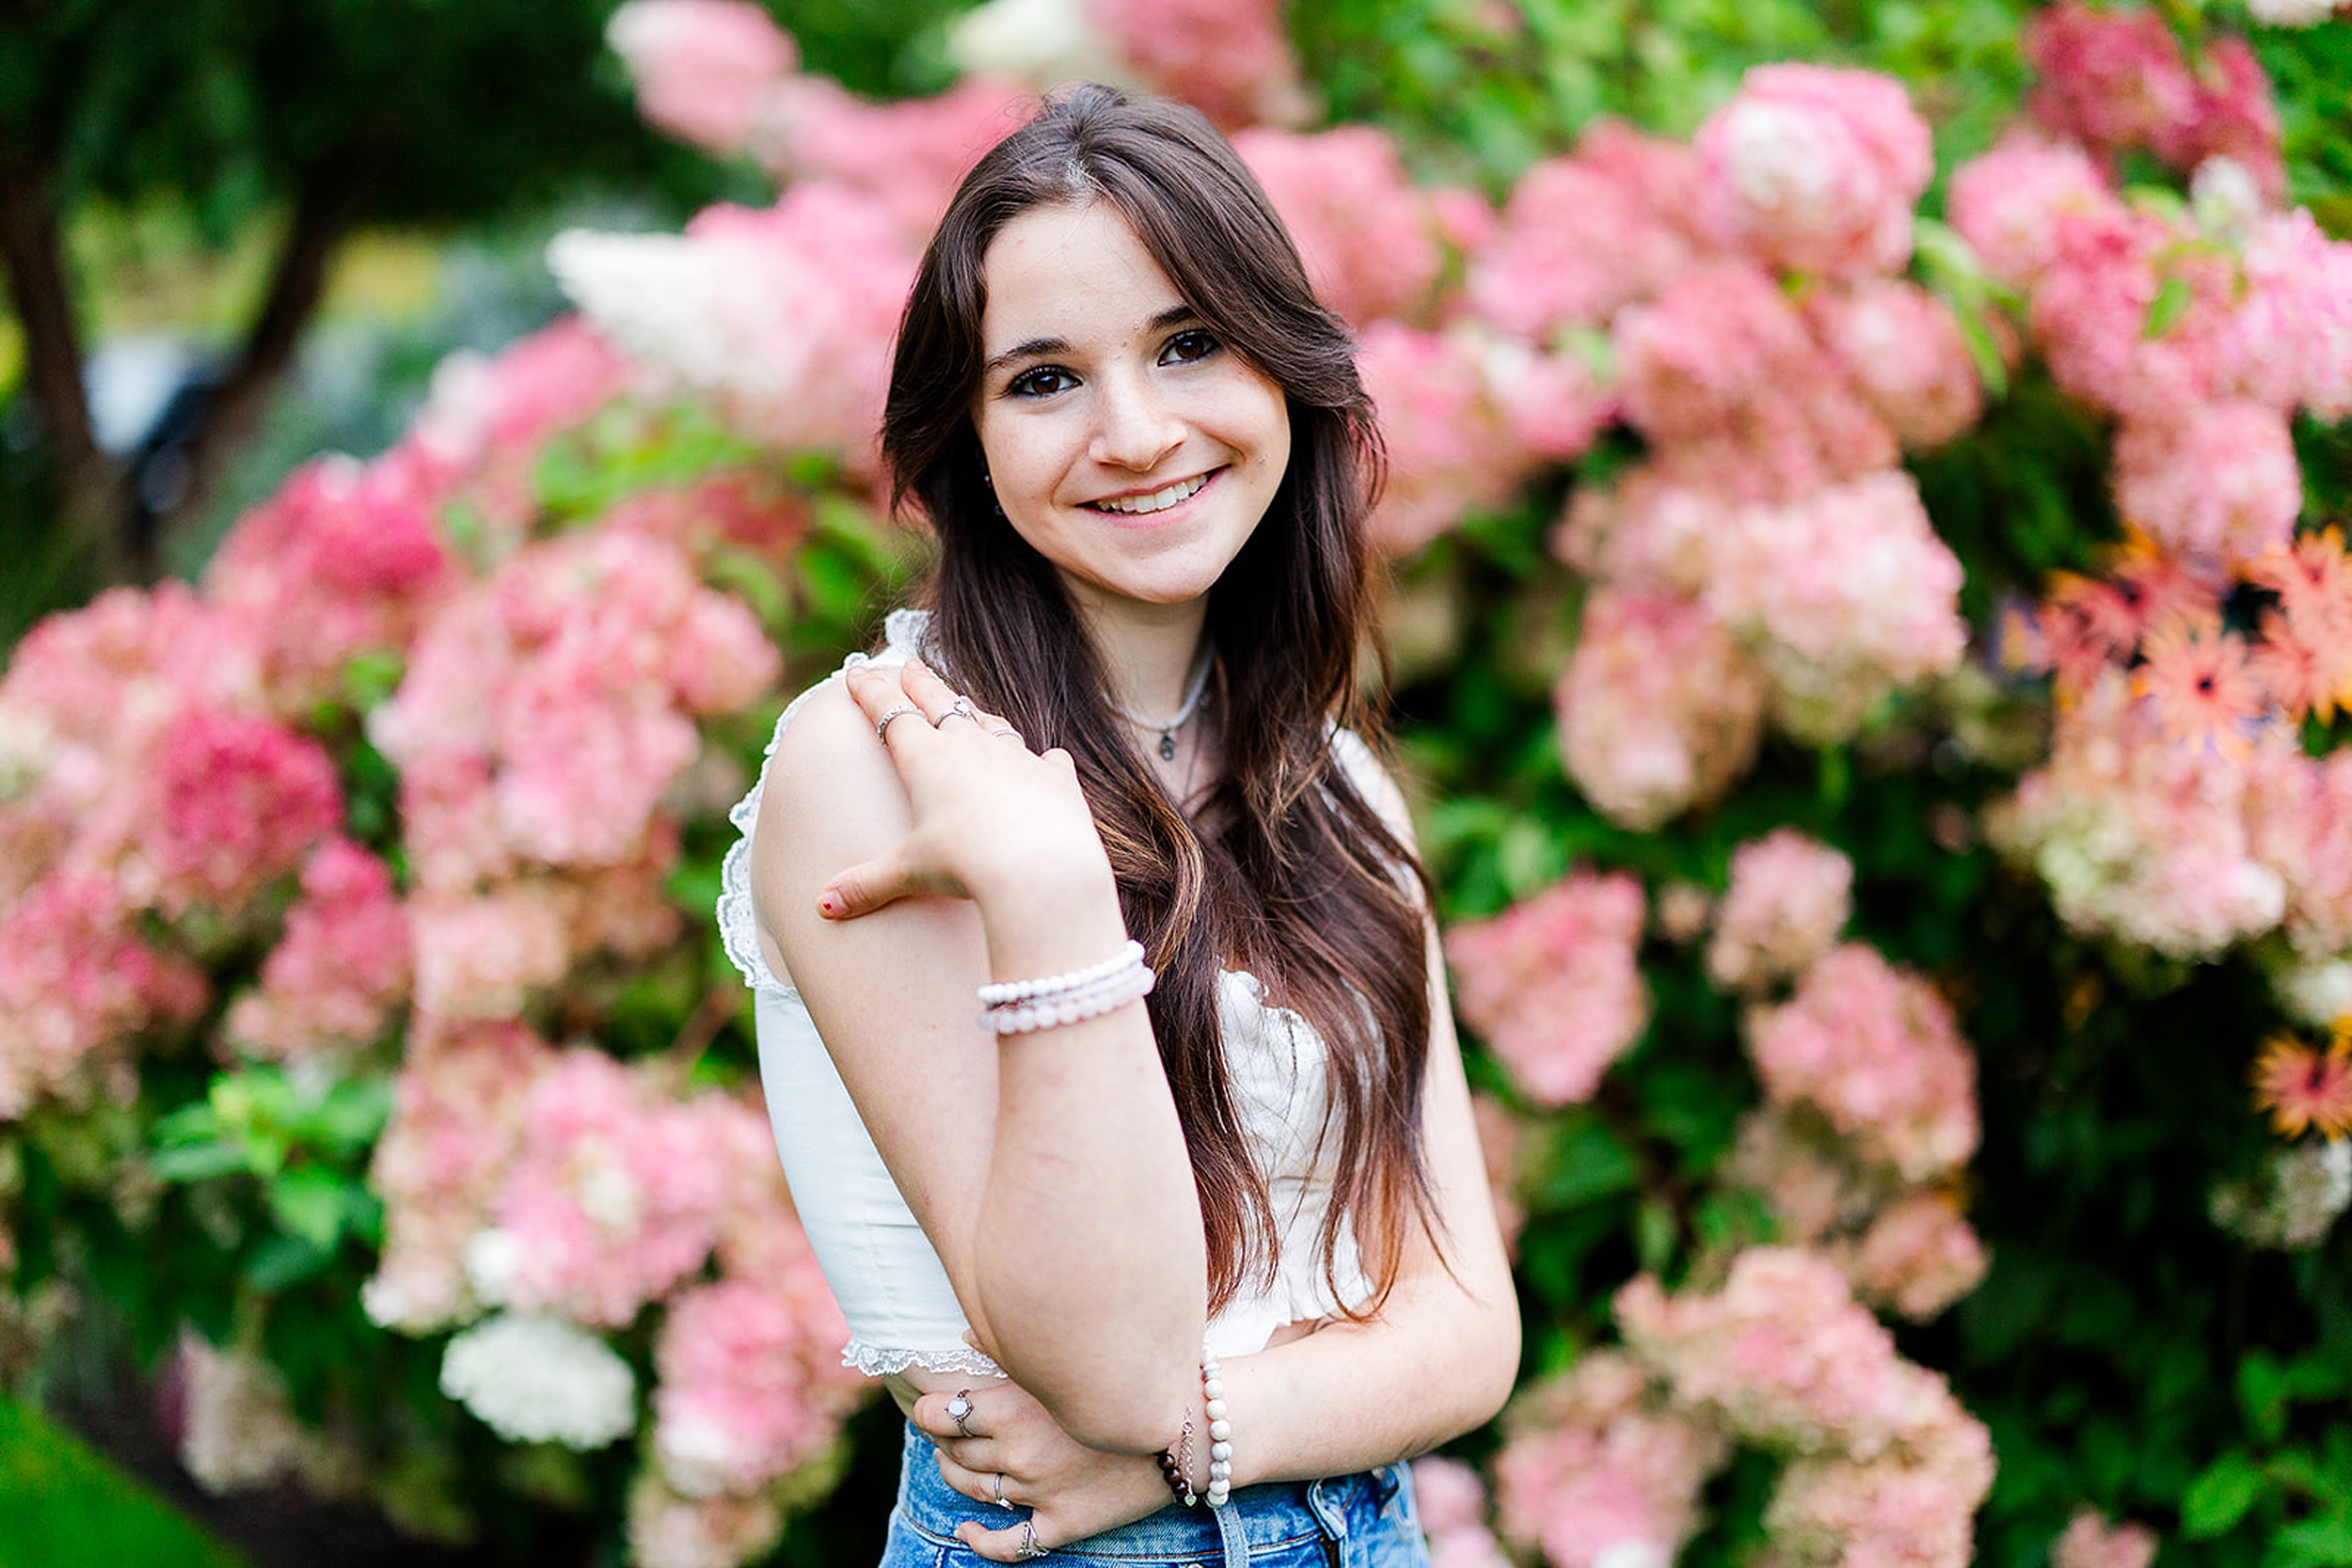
[1156,1414,1196,1508]
[977,942,1155,1034]
[977,941,1147,1006]
[1201,1350,1232,1508]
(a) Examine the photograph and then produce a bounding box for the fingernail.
[818,891,843,917]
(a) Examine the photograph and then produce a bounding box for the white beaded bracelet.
[1200,1348,1232,1508]
[978,942,1156,1034]
[977,941,1148,1006]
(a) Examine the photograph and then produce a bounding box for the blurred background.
[3,2,2350,1566]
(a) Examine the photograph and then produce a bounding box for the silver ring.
[1016,1518,1047,1559]
[875,703,921,742]
[993,1471,1010,1508]
[939,698,981,727]
[946,1390,976,1437]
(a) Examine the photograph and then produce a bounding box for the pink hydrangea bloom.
[1615,261,1897,496]
[757,75,1029,242]
[2030,198,2237,424]
[2220,209,2352,419]
[1708,830,1855,994]
[1837,1192,1990,1323]
[475,1053,742,1327]
[373,529,776,890]
[2025,3,2202,158]
[1945,132,2117,289]
[1987,669,2291,959]
[1468,121,1707,337]
[1555,589,1769,831]
[1725,1107,1870,1249]
[135,706,342,918]
[2160,40,2284,199]
[1235,126,1441,325]
[2245,746,2352,959]
[1358,324,1606,553]
[1554,464,1748,597]
[599,473,813,561]
[0,584,261,764]
[226,838,411,1062]
[548,184,916,472]
[651,1255,862,1496]
[1493,1353,1730,1568]
[1704,472,1969,745]
[364,1021,556,1332]
[2052,1510,2160,1568]
[0,874,207,1119]
[2111,404,2303,567]
[1085,0,1305,128]
[1806,280,1982,451]
[606,0,796,152]
[203,453,459,712]
[1694,65,1932,280]
[1615,1246,1971,1460]
[1445,870,1650,1107]
[628,1472,785,1568]
[1744,944,1979,1183]
[407,884,574,1022]
[1760,1433,1996,1568]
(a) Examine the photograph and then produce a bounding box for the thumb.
[819,849,921,920]
[955,1517,1045,1563]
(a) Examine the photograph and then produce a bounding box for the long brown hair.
[881,84,1436,1314]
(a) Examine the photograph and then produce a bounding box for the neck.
[1075,593,1210,722]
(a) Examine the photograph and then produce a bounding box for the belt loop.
[1304,1474,1352,1541]
[1215,1497,1248,1568]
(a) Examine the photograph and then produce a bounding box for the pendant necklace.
[1108,646,1213,762]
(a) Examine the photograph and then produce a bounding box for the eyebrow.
[982,304,1202,378]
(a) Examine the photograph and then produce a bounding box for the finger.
[819,847,930,920]
[956,1515,1052,1563]
[935,1451,1014,1509]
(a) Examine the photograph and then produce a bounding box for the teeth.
[1091,473,1209,515]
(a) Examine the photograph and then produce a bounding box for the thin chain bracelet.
[1157,1414,1197,1507]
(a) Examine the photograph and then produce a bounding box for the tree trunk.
[0,143,123,582]
[132,181,353,579]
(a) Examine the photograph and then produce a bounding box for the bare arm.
[753,658,1204,1451]
[927,771,1520,1558]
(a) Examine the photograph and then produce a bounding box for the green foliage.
[0,1395,250,1568]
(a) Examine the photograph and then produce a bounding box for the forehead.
[978,201,1186,349]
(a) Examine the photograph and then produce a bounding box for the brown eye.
[1007,366,1078,399]
[1161,329,1218,365]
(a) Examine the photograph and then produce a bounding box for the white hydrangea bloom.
[440,1312,638,1449]
[2212,1139,2352,1250]
[2273,958,2352,1029]
[2246,0,2342,26]
[946,0,1132,88]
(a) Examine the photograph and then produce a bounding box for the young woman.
[719,84,1518,1567]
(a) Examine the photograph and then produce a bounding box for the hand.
[910,1381,1176,1561]
[826,658,1111,920]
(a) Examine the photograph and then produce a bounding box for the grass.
[0,1395,249,1568]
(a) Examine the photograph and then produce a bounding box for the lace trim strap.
[716,610,932,995]
[841,1338,1007,1379]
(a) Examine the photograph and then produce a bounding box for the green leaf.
[242,1232,332,1295]
[267,1166,352,1252]
[1530,1117,1643,1209]
[2277,1516,2352,1567]
[147,1142,253,1183]
[2143,273,2194,340]
[2181,1450,2268,1539]
[2241,1351,2291,1446]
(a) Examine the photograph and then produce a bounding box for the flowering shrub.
[8,0,2352,1564]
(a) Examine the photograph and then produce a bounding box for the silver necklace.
[1108,647,1213,761]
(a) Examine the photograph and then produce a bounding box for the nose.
[1088,368,1183,473]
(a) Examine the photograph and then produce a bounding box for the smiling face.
[973,200,1292,623]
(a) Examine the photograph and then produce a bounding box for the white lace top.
[718,609,1379,1378]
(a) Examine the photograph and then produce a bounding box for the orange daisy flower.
[2134,616,2265,754]
[2246,526,2352,633]
[2251,1034,2352,1140]
[2048,546,2219,669]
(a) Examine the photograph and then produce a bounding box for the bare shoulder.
[750,675,912,910]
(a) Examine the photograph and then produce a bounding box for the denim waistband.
[888,1422,1423,1568]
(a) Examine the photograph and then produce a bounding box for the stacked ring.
[875,703,922,742]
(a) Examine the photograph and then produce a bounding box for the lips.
[1084,468,1218,515]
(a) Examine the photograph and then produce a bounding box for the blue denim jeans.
[877,1423,1430,1568]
